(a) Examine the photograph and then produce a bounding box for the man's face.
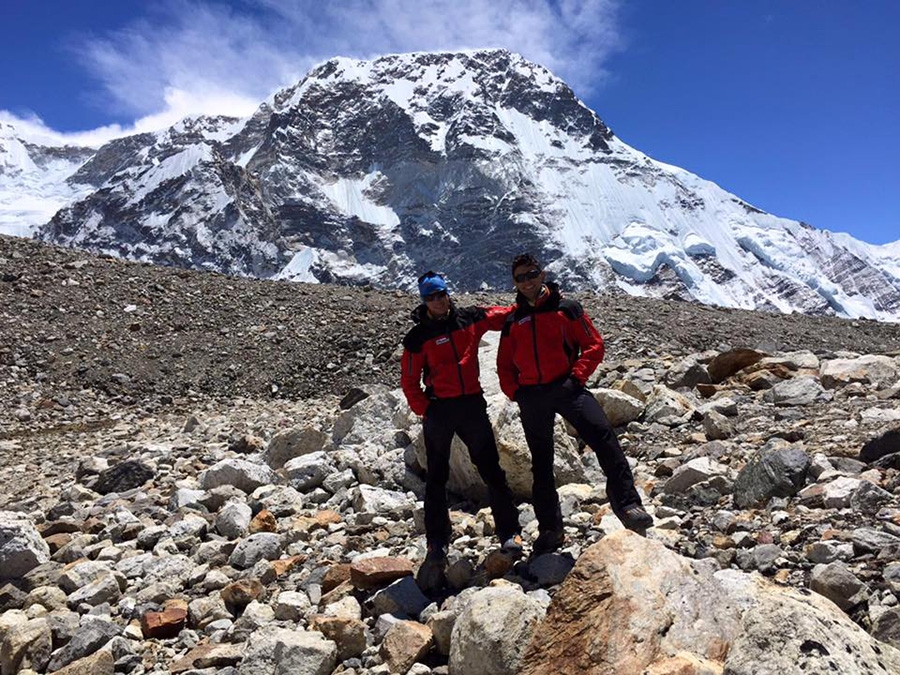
[424,289,450,317]
[513,264,545,303]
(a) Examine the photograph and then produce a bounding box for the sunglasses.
[424,290,448,302]
[513,268,542,283]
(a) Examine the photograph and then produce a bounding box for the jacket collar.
[515,281,561,315]
[411,300,457,325]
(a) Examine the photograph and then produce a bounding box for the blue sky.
[1,0,896,245]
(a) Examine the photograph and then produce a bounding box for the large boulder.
[413,398,586,501]
[264,425,328,469]
[449,586,546,675]
[238,626,336,675]
[643,385,695,424]
[199,459,277,494]
[0,512,50,579]
[732,442,810,509]
[820,355,899,390]
[518,530,900,674]
[591,388,644,427]
[707,348,766,383]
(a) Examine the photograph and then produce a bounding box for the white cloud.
[3,0,623,145]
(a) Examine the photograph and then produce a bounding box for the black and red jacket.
[497,282,605,400]
[401,303,512,416]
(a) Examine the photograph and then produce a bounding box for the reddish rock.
[44,532,73,554]
[483,550,514,579]
[141,599,188,639]
[220,578,264,608]
[707,348,766,384]
[310,615,368,661]
[315,509,342,527]
[322,563,352,593]
[249,509,278,534]
[380,620,433,674]
[170,641,244,673]
[271,554,306,578]
[350,557,413,590]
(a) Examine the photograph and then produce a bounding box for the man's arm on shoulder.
[480,304,516,331]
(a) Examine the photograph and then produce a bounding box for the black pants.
[422,393,520,547]
[516,380,643,533]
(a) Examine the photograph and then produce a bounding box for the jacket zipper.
[448,323,466,395]
[530,313,543,382]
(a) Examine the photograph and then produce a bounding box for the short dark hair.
[511,253,541,275]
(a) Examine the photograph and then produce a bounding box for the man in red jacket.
[498,254,652,554]
[401,271,522,589]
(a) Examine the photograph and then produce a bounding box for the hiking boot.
[416,545,448,593]
[532,528,565,556]
[500,534,523,559]
[620,505,653,532]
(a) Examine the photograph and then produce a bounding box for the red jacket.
[401,303,513,415]
[497,282,605,400]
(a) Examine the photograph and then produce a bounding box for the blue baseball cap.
[418,271,448,299]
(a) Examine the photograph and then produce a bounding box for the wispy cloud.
[4,0,623,146]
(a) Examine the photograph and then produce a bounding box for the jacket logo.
[435,337,450,345]
[518,316,532,325]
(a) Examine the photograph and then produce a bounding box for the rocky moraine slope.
[1,234,900,674]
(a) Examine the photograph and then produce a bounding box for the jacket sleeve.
[497,327,520,401]
[480,305,515,331]
[568,309,605,385]
[400,347,430,416]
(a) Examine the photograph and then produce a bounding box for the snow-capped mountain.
[6,50,900,320]
[0,122,94,238]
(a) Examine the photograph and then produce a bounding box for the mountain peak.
[4,50,897,321]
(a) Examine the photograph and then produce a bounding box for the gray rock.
[663,457,730,494]
[851,527,900,554]
[450,586,546,675]
[765,376,825,406]
[732,443,810,509]
[66,572,122,609]
[528,554,575,586]
[805,540,854,565]
[703,410,733,440]
[592,389,644,427]
[199,459,277,494]
[238,626,337,675]
[871,607,900,649]
[283,451,334,492]
[351,485,412,514]
[810,562,868,611]
[228,533,282,569]
[371,577,430,619]
[849,480,893,514]
[45,616,120,672]
[215,502,252,540]
[93,461,155,495]
[264,426,328,470]
[0,512,51,579]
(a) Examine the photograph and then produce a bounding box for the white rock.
[0,512,50,578]
[199,459,277,493]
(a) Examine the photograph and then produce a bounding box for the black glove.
[561,376,583,395]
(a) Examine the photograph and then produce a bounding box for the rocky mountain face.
[2,235,900,673]
[1,50,898,320]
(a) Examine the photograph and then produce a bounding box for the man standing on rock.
[401,271,523,590]
[497,253,653,554]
